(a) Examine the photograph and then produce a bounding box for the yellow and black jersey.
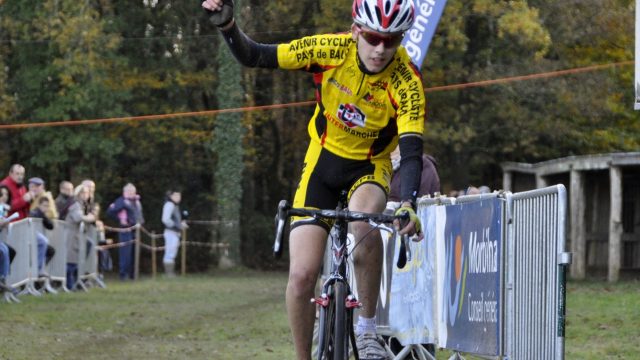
[277,33,425,161]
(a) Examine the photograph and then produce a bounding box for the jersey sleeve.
[277,33,354,72]
[393,54,426,136]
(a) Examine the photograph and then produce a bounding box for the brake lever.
[273,200,290,258]
[395,211,411,269]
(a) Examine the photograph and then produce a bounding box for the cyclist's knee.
[287,269,317,296]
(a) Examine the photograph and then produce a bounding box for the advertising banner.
[437,199,502,356]
[388,205,437,345]
[402,0,448,68]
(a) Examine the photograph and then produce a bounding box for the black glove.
[206,0,235,28]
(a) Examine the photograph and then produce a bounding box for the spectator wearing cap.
[28,177,58,220]
[0,164,32,221]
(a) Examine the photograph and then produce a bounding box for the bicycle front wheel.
[333,281,348,360]
[316,288,335,360]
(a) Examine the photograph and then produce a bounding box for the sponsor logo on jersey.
[337,103,366,128]
[368,80,389,91]
[362,92,385,110]
[328,78,353,96]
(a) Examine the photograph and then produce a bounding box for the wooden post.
[570,169,586,279]
[134,225,141,280]
[181,228,187,276]
[608,166,623,282]
[535,173,548,189]
[151,231,157,279]
[503,171,512,192]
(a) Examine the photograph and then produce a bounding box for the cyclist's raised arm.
[202,0,279,68]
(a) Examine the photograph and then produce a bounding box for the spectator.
[465,185,491,196]
[0,185,16,264]
[55,181,75,220]
[29,197,56,278]
[28,177,58,278]
[388,147,440,202]
[0,185,12,219]
[161,189,188,277]
[81,179,96,209]
[65,184,96,290]
[0,202,17,295]
[0,237,13,294]
[0,164,32,221]
[28,177,58,219]
[106,183,144,281]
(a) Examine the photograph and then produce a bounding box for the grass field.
[0,271,638,359]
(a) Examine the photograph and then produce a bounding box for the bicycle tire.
[316,288,335,360]
[333,281,348,360]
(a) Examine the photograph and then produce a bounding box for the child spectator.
[29,196,56,278]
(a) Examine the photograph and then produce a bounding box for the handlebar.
[273,200,412,268]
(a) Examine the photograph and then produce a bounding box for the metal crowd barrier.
[74,222,88,291]
[45,220,69,291]
[504,185,571,360]
[6,219,39,295]
[358,185,569,360]
[78,223,104,289]
[32,219,58,294]
[2,217,104,298]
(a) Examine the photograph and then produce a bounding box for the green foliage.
[2,1,128,181]
[424,0,636,191]
[0,0,637,266]
[212,16,244,263]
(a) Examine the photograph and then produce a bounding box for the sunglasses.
[357,26,404,48]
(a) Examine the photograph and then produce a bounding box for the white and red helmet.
[352,0,415,33]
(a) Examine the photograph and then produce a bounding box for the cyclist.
[202,0,425,358]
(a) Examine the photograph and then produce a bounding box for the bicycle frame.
[314,210,359,360]
[273,196,410,360]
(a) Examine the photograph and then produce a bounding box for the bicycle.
[273,192,411,360]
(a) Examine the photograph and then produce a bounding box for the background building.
[502,152,640,282]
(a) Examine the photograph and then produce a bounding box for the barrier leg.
[134,226,141,280]
[151,232,157,279]
[447,352,467,360]
[3,291,20,303]
[40,277,58,295]
[22,281,42,296]
[93,273,106,288]
[181,229,187,276]
[390,344,436,360]
[75,277,89,292]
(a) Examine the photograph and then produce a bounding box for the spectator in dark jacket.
[106,183,144,281]
[388,148,440,202]
[55,181,75,221]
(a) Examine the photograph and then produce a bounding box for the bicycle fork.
[311,280,362,309]
[312,277,362,360]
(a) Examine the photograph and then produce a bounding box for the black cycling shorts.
[291,141,392,232]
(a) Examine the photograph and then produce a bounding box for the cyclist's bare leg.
[287,224,328,360]
[349,183,386,318]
